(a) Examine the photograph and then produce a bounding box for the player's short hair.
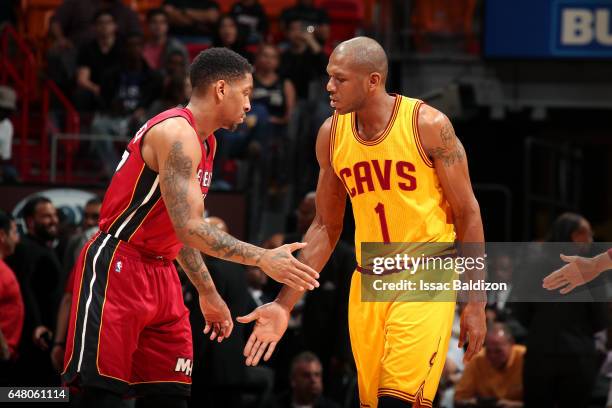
[0,210,14,234]
[189,47,253,93]
[290,351,321,377]
[22,196,52,220]
[147,8,167,21]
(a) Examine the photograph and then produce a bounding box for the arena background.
[0,0,611,407]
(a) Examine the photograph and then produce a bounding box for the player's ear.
[369,72,382,90]
[214,80,227,101]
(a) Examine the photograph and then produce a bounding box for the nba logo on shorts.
[115,261,122,273]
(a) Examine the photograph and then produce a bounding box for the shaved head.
[332,36,388,81]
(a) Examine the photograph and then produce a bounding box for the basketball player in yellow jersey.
[238,37,487,408]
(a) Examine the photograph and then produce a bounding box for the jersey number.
[374,202,390,243]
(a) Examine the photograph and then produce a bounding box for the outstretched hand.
[259,243,320,292]
[237,301,290,366]
[199,291,233,342]
[542,254,602,294]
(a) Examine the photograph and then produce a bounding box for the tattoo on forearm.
[162,141,193,229]
[178,246,212,290]
[431,121,465,167]
[188,221,265,265]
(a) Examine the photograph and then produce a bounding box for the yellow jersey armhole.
[329,111,339,167]
[412,100,434,168]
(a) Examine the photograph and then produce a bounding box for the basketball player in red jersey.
[62,48,320,408]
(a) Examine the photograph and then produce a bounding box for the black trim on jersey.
[120,192,162,242]
[107,167,159,238]
[63,234,121,386]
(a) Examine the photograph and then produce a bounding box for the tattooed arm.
[418,104,483,245]
[418,104,486,363]
[142,118,319,291]
[176,245,214,293]
[177,245,233,341]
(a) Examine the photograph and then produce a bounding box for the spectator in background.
[74,10,120,116]
[280,20,327,101]
[48,0,142,95]
[163,0,220,41]
[62,197,101,274]
[50,0,141,49]
[184,217,267,408]
[164,49,189,78]
[513,212,607,408]
[148,73,191,117]
[455,323,525,408]
[230,0,269,44]
[264,192,355,400]
[212,15,253,61]
[274,352,340,408]
[92,33,163,176]
[280,0,330,46]
[0,86,18,183]
[488,255,513,312]
[143,8,189,72]
[6,197,63,386]
[251,44,296,189]
[0,211,24,385]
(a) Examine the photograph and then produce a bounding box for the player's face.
[326,54,368,114]
[221,73,252,131]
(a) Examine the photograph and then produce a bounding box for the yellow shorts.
[348,270,456,408]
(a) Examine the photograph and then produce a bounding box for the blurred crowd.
[2,192,612,408]
[43,0,334,202]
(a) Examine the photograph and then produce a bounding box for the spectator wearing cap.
[0,86,17,183]
[143,8,189,72]
[455,322,525,408]
[0,210,24,385]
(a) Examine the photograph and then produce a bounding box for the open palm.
[237,301,290,366]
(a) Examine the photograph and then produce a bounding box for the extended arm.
[237,117,347,365]
[176,245,233,341]
[147,119,318,291]
[276,117,346,310]
[419,104,486,362]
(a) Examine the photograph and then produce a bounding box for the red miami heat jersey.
[98,107,215,260]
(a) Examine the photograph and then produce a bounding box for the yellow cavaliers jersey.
[330,95,456,266]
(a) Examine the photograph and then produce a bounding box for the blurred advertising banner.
[485,0,612,58]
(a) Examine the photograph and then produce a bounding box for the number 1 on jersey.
[374,202,390,243]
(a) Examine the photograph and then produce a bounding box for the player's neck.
[185,99,221,141]
[354,92,397,141]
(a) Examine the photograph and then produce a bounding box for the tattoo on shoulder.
[162,141,192,228]
[430,120,465,167]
